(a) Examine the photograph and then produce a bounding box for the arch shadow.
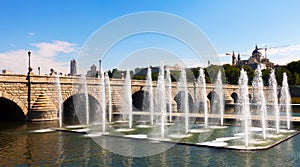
[132,90,150,111]
[207,91,223,114]
[0,97,26,121]
[174,91,194,112]
[62,93,101,125]
[231,92,238,103]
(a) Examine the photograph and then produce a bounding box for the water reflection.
[0,121,300,166]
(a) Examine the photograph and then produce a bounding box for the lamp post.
[27,51,32,73]
[27,51,32,118]
[99,59,102,72]
[28,51,31,67]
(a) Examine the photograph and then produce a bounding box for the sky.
[1,0,300,75]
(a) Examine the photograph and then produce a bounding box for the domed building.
[234,45,274,70]
[252,45,262,63]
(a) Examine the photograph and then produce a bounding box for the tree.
[275,68,291,86]
[190,67,200,79]
[107,70,113,78]
[109,68,124,79]
[204,68,211,83]
[291,73,300,86]
[205,65,224,83]
[261,69,271,86]
[170,70,180,82]
[186,69,196,82]
[287,60,300,74]
[223,64,240,84]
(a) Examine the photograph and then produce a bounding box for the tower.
[252,45,262,63]
[232,51,236,66]
[70,59,77,76]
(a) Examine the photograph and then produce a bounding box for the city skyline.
[1,0,300,74]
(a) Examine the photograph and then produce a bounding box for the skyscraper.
[70,59,77,76]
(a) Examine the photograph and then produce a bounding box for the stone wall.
[0,74,244,121]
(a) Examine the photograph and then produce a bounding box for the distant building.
[168,64,181,71]
[70,59,77,76]
[232,45,274,70]
[86,64,98,77]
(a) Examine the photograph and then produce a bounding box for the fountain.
[55,75,63,128]
[99,71,106,132]
[280,72,291,130]
[57,64,299,153]
[177,67,189,134]
[238,69,252,147]
[124,70,133,129]
[156,64,167,137]
[198,68,208,129]
[165,66,173,123]
[216,71,224,126]
[105,73,112,123]
[252,66,267,139]
[145,67,154,125]
[83,76,90,125]
[268,69,280,134]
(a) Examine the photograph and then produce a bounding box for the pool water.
[0,121,300,166]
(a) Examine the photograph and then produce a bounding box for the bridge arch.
[62,89,99,105]
[174,91,194,112]
[0,92,27,121]
[62,93,101,125]
[207,90,225,114]
[231,92,238,103]
[132,90,150,111]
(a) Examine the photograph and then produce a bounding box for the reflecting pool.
[0,121,299,166]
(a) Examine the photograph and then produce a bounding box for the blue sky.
[1,0,300,74]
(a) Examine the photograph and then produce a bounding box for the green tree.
[223,64,240,84]
[291,73,300,86]
[287,60,300,74]
[152,72,158,81]
[205,65,224,83]
[107,70,113,78]
[186,69,196,82]
[275,68,291,86]
[132,75,146,80]
[190,67,200,79]
[204,68,211,83]
[170,70,180,82]
[261,69,271,86]
[109,68,124,79]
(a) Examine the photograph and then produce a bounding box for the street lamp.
[99,59,102,72]
[28,51,32,73]
[27,51,32,115]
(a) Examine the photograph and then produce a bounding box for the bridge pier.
[26,91,58,121]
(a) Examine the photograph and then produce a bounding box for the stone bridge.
[0,74,247,122]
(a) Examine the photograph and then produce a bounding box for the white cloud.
[28,32,36,36]
[0,40,77,75]
[31,40,76,57]
[267,44,300,55]
[264,44,300,65]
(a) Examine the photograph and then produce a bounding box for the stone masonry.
[0,74,245,121]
